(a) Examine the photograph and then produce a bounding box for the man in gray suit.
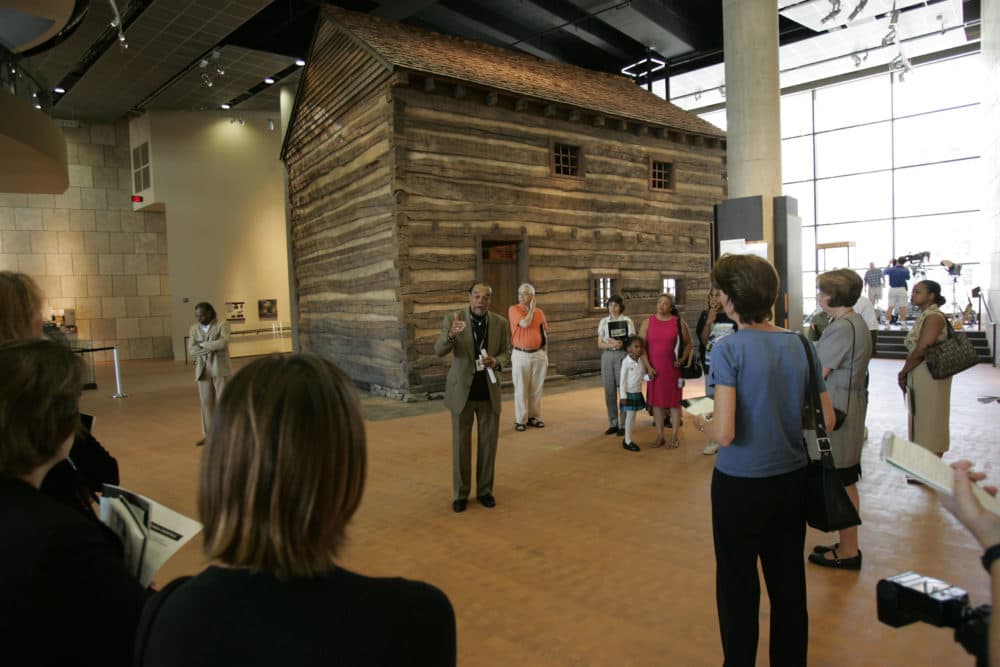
[188,302,232,435]
[434,283,512,513]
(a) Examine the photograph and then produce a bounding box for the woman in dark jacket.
[0,339,146,667]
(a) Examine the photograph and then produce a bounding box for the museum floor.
[81,356,1000,666]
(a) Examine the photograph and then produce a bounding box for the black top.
[137,565,457,667]
[695,309,738,368]
[0,478,147,667]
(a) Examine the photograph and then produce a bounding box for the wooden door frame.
[474,232,529,287]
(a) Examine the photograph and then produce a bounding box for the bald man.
[434,283,512,513]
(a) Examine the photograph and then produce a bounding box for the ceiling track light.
[295,59,305,67]
[264,77,275,84]
[847,0,867,21]
[820,0,842,24]
[201,72,213,88]
[108,0,128,51]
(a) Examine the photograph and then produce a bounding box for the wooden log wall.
[284,22,407,392]
[394,82,726,394]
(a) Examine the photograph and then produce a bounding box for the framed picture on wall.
[258,299,278,320]
[225,301,245,323]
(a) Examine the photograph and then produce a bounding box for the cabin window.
[552,142,581,177]
[650,159,675,191]
[589,270,620,310]
[661,275,686,305]
[132,142,151,192]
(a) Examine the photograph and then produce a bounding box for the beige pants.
[197,375,228,435]
[511,348,547,424]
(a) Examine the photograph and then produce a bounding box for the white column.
[722,0,783,256]
[984,0,1000,340]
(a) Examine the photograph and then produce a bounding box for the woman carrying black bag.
[807,269,872,570]
[686,254,834,667]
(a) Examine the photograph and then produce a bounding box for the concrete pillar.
[722,0,782,256]
[279,85,299,352]
[984,0,1000,349]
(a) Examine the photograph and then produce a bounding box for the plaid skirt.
[620,392,647,412]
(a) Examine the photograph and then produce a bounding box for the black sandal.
[515,423,526,431]
[527,417,545,428]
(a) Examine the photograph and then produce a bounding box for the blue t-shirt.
[708,330,826,478]
[884,265,910,288]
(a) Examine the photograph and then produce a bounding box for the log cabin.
[281,6,727,399]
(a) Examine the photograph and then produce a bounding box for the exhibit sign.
[225,301,245,323]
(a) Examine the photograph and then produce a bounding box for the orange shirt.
[508,304,547,350]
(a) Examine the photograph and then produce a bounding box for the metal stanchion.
[111,346,128,398]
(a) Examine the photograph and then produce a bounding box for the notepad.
[681,396,715,417]
[881,432,1000,517]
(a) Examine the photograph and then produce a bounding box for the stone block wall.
[0,120,171,360]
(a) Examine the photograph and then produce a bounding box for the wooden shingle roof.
[323,6,725,139]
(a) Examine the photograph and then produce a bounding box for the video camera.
[877,571,991,666]
[898,251,931,266]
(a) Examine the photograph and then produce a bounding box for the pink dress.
[645,316,682,409]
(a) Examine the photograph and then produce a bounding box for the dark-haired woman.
[136,354,456,666]
[687,254,834,666]
[0,340,147,667]
[898,280,951,456]
[639,293,691,448]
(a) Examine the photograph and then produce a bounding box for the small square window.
[660,275,686,305]
[589,270,620,310]
[650,159,675,191]
[553,142,581,177]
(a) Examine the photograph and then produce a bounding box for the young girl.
[618,336,647,452]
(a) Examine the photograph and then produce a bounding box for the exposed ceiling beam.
[627,0,716,51]
[421,0,613,68]
[518,0,652,63]
[372,0,439,21]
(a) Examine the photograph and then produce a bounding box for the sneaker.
[703,442,720,455]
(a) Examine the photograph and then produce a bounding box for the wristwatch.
[981,543,1000,572]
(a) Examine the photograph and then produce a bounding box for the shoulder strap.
[796,333,832,455]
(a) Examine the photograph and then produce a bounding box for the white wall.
[143,111,291,360]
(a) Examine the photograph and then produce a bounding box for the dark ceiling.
[13,0,822,121]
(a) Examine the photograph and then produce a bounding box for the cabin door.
[478,237,525,317]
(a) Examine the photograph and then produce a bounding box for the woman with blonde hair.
[136,354,456,666]
[0,271,120,518]
[0,270,45,340]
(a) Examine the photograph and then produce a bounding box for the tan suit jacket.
[188,320,232,381]
[434,310,512,414]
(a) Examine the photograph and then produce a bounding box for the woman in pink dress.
[639,293,692,448]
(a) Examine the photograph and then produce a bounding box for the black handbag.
[924,318,978,379]
[678,319,702,379]
[797,333,862,533]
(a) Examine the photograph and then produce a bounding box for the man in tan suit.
[188,302,231,435]
[434,283,512,513]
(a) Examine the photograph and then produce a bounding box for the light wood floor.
[80,357,1000,666]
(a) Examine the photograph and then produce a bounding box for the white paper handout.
[881,433,1000,518]
[682,396,715,417]
[99,484,203,586]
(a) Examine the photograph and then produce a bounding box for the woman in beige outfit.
[897,280,950,455]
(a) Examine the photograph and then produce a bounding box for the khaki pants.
[451,400,499,500]
[197,375,227,435]
[511,348,547,424]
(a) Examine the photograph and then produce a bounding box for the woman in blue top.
[689,254,834,667]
